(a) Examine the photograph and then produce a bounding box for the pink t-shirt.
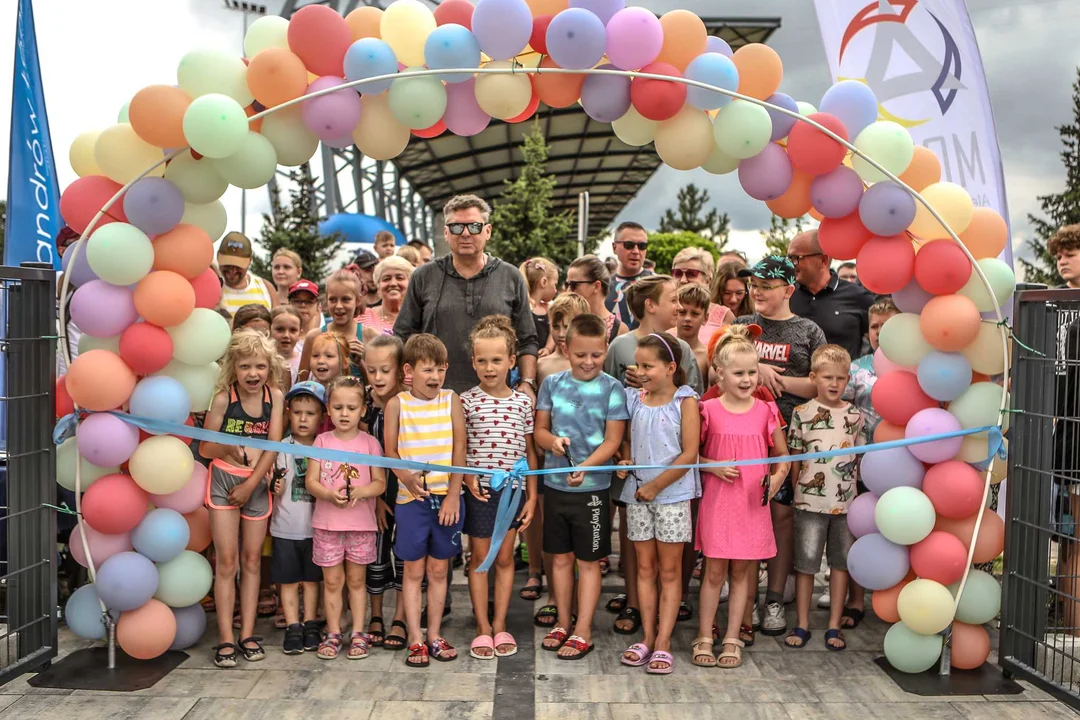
[698,303,735,346]
[311,430,382,532]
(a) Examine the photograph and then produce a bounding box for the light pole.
[222,1,267,236]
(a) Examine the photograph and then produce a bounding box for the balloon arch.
[56,1,1011,671]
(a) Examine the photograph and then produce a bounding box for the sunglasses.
[787,252,823,265]
[672,268,705,281]
[566,280,593,292]
[446,222,487,236]
[620,241,648,252]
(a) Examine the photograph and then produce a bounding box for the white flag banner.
[811,0,1013,266]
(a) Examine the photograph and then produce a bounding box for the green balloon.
[388,68,447,130]
[167,308,232,366]
[884,621,943,674]
[853,120,915,183]
[796,101,817,117]
[959,258,1016,313]
[875,487,935,546]
[949,569,1001,625]
[86,222,154,286]
[182,93,249,159]
[56,436,118,492]
[155,360,220,414]
[878,312,931,368]
[949,382,1006,431]
[118,102,130,123]
[78,333,120,356]
[713,100,773,160]
[211,131,278,190]
[155,551,213,608]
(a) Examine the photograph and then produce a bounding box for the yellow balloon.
[655,106,713,171]
[211,131,278,189]
[475,62,531,120]
[244,16,290,57]
[130,436,194,495]
[181,200,227,242]
[909,181,975,239]
[164,151,228,204]
[352,94,410,161]
[612,107,658,147]
[897,579,955,635]
[702,141,740,175]
[177,48,254,106]
[381,0,436,67]
[94,124,166,184]
[960,321,1007,377]
[69,130,102,177]
[260,107,320,167]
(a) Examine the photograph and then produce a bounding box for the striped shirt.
[221,273,274,317]
[395,389,455,503]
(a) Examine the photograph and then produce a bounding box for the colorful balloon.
[155,551,214,608]
[246,48,309,108]
[76,412,140,468]
[923,460,984,519]
[846,492,878,538]
[920,294,981,352]
[684,53,739,111]
[133,508,191,564]
[604,7,663,71]
[472,0,532,61]
[96,551,159,612]
[580,64,631,122]
[244,15,290,56]
[858,181,916,237]
[731,42,782,100]
[852,121,915,182]
[809,165,863,219]
[287,4,352,76]
[534,56,585,109]
[117,599,177,660]
[423,24,481,83]
[65,349,137,412]
[910,531,967,585]
[906,407,963,464]
[876,486,936,546]
[949,569,1001,625]
[817,212,871,261]
[884,621,942,674]
[959,207,1009,260]
[612,106,658,147]
[473,63,530,121]
[68,520,132,568]
[177,48,253,105]
[129,85,192,149]
[879,312,933,367]
[847,532,910,590]
[569,0,624,23]
[861,446,925,495]
[897,578,955,635]
[182,94,249,160]
[909,181,975,239]
[787,112,847,175]
[819,80,878,140]
[738,143,793,201]
[713,99,772,160]
[167,308,233,365]
[957,258,1015,313]
[856,234,915,295]
[130,436,195,495]
[899,145,942,191]
[547,8,607,70]
[69,281,138,339]
[80,472,148,536]
[653,106,712,171]
[655,10,706,71]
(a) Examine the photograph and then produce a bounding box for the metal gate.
[0,263,58,684]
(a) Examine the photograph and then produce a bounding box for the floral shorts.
[312,528,377,568]
[626,500,692,544]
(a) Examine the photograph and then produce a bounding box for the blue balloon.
[472,0,533,61]
[96,551,159,611]
[820,80,879,139]
[343,38,398,95]
[132,508,191,564]
[847,532,910,591]
[917,351,973,403]
[569,0,625,24]
[862,446,925,495]
[546,8,607,71]
[424,24,481,84]
[65,584,118,640]
[129,375,191,426]
[170,603,208,650]
[765,92,800,141]
[705,36,733,58]
[684,53,739,111]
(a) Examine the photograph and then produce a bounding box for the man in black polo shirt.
[787,230,874,359]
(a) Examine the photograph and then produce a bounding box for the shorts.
[464,486,524,539]
[270,537,321,584]
[610,476,627,508]
[543,487,611,562]
[393,495,465,562]
[793,509,854,575]
[366,512,401,595]
[771,477,794,507]
[312,528,377,567]
[208,459,272,520]
[626,500,692,544]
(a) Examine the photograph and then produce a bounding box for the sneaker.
[751,602,761,630]
[761,601,787,636]
[719,581,729,603]
[783,576,796,604]
[817,591,831,609]
[757,565,768,588]
[283,623,304,655]
[302,620,322,652]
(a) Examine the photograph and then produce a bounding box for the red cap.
[288,279,320,298]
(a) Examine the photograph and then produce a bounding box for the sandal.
[542,626,569,651]
[406,642,429,668]
[605,593,627,614]
[692,556,703,580]
[692,636,716,667]
[348,631,371,660]
[739,623,755,647]
[494,631,518,658]
[274,613,288,630]
[677,601,693,622]
[302,620,322,652]
[599,557,611,575]
[621,642,652,667]
[519,573,544,601]
[367,616,385,647]
[318,632,344,659]
[825,628,847,651]
[239,636,265,662]
[534,604,558,628]
[429,637,458,662]
[647,650,674,675]
[613,606,641,635]
[784,627,811,648]
[201,595,216,612]
[717,638,744,669]
[470,634,496,660]
[384,619,407,650]
[841,606,865,629]
[557,635,593,660]
[213,642,238,668]
[257,591,277,618]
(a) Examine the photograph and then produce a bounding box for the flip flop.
[542,626,569,651]
[784,627,811,649]
[519,573,544,601]
[605,593,627,613]
[620,642,652,667]
[470,634,496,660]
[613,606,641,635]
[494,632,518,658]
[534,604,558,628]
[677,602,693,622]
[557,635,593,660]
[383,619,407,651]
[825,628,847,651]
[646,650,674,675]
[841,607,865,629]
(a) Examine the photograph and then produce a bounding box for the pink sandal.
[493,632,517,658]
[470,634,495,660]
[646,650,674,674]
[621,642,652,667]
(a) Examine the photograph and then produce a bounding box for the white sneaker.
[719,581,729,603]
[751,602,761,630]
[783,575,796,604]
[761,601,786,636]
[817,591,831,609]
[758,566,768,588]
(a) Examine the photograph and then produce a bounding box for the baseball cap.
[353,249,378,270]
[739,255,796,285]
[217,232,253,270]
[288,279,320,299]
[285,380,327,407]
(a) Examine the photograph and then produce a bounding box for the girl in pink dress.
[693,325,790,670]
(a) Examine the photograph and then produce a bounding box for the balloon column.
[58,1,1012,666]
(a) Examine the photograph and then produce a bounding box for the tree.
[251,165,344,283]
[1021,70,1080,287]
[761,214,808,258]
[658,183,730,245]
[489,123,582,269]
[644,231,719,275]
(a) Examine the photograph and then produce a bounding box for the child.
[384,334,467,667]
[535,313,629,659]
[520,257,558,353]
[694,325,789,669]
[298,269,378,378]
[785,345,862,652]
[462,315,538,659]
[615,331,699,674]
[287,279,322,337]
[675,283,712,387]
[200,329,286,667]
[853,298,898,374]
[360,334,409,650]
[232,304,272,334]
[303,332,349,386]
[270,380,327,655]
[271,306,303,384]
[305,376,386,660]
[374,229,397,260]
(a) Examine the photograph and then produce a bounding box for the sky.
[2,0,1079,266]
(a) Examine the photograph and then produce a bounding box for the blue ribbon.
[476,457,530,573]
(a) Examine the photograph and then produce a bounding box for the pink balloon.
[738,143,793,201]
[810,165,864,219]
[77,413,140,468]
[301,76,362,141]
[444,78,491,137]
[873,347,912,376]
[847,492,878,538]
[605,7,663,71]
[150,463,208,515]
[905,408,963,464]
[69,520,133,568]
[69,281,138,339]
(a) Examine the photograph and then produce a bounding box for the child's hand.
[635,481,659,503]
[333,487,350,508]
[551,437,571,457]
[624,365,642,388]
[768,471,786,501]
[465,476,488,502]
[348,487,364,508]
[400,472,430,500]
[438,491,460,526]
[517,497,536,532]
[228,480,256,507]
[567,470,585,487]
[615,459,632,480]
[270,473,286,496]
[348,337,365,361]
[717,462,740,482]
[376,498,393,532]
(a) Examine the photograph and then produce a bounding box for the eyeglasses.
[446,222,487,236]
[787,252,823,265]
[619,241,648,252]
[671,268,705,282]
[565,280,593,292]
[750,282,787,293]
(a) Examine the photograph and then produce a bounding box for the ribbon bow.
[477,457,530,573]
[490,457,529,492]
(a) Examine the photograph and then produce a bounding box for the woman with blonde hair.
[270,249,303,305]
[670,246,733,344]
[360,256,415,335]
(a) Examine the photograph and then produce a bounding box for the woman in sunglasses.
[670,247,733,345]
[566,255,628,344]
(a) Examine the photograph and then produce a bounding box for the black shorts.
[270,537,321,585]
[543,487,612,562]
[772,477,794,507]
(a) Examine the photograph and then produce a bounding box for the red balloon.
[434,0,474,29]
[81,473,150,535]
[818,212,872,260]
[190,268,223,309]
[856,234,915,294]
[287,5,351,76]
[412,120,447,139]
[910,531,968,585]
[119,323,174,376]
[530,15,553,55]
[630,62,686,122]
[59,176,127,235]
[922,460,984,519]
[914,239,973,295]
[507,87,540,123]
[870,370,937,427]
[787,112,848,176]
[935,509,1003,564]
[57,375,75,419]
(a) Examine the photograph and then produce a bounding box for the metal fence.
[0,263,58,685]
[1001,288,1080,708]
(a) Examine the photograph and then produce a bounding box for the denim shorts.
[793,509,854,575]
[393,495,465,562]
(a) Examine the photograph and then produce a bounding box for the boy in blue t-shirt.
[535,313,629,660]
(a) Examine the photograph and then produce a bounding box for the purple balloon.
[810,166,864,219]
[301,76,362,142]
[580,64,631,122]
[171,603,208,650]
[444,78,491,137]
[848,533,910,590]
[122,178,184,236]
[61,240,100,288]
[472,0,532,61]
[605,7,663,70]
[859,181,916,236]
[906,408,963,464]
[569,0,625,24]
[893,278,934,314]
[820,80,879,139]
[706,36,733,57]
[77,413,140,468]
[69,280,138,338]
[95,551,159,612]
[861,446,925,495]
[847,492,879,538]
[323,133,355,149]
[766,92,799,141]
[738,144,793,201]
[547,8,607,71]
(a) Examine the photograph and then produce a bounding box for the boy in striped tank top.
[384,334,467,667]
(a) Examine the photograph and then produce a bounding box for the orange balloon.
[655,10,707,71]
[534,56,584,108]
[117,598,176,660]
[874,421,905,444]
[66,349,136,412]
[949,621,991,670]
[934,509,1004,564]
[345,6,383,40]
[959,207,1008,260]
[920,294,981,352]
[732,43,783,100]
[134,271,197,328]
[129,85,192,149]
[185,507,212,552]
[899,146,942,192]
[766,170,812,219]
[527,0,568,17]
[809,207,824,222]
[247,48,309,108]
[872,574,916,623]
[152,224,214,279]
